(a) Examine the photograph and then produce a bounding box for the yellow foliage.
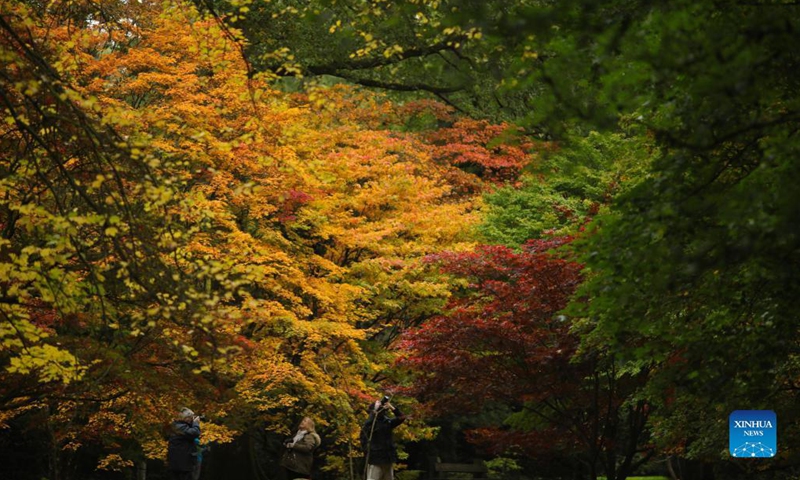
[0,0,491,474]
[97,454,134,472]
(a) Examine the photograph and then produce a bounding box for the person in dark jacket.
[361,398,406,480]
[167,408,201,480]
[282,416,321,480]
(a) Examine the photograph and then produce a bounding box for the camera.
[380,395,391,405]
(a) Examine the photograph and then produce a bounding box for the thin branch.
[335,75,465,94]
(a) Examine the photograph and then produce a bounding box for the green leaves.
[480,131,652,247]
[544,0,800,460]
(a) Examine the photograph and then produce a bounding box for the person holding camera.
[280,416,321,480]
[360,396,406,480]
[167,407,201,480]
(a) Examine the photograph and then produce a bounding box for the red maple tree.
[397,238,651,479]
[399,238,581,411]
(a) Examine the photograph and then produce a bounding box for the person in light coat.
[283,417,321,480]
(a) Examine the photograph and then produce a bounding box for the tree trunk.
[48,414,60,480]
[666,456,679,480]
[137,460,147,480]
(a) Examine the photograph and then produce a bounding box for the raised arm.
[389,406,406,429]
[174,421,201,439]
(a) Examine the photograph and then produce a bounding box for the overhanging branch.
[334,75,465,94]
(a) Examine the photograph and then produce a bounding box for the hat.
[179,407,195,419]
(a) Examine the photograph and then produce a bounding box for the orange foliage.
[0,0,541,474]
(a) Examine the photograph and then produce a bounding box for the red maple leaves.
[398,238,583,425]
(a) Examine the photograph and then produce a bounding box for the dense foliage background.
[1,1,798,479]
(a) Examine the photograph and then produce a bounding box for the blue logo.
[729,410,776,458]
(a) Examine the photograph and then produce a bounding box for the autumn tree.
[0,0,254,476]
[1,1,528,478]
[398,239,652,480]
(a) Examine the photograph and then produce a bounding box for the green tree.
[479,131,652,247]
[189,0,546,121]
